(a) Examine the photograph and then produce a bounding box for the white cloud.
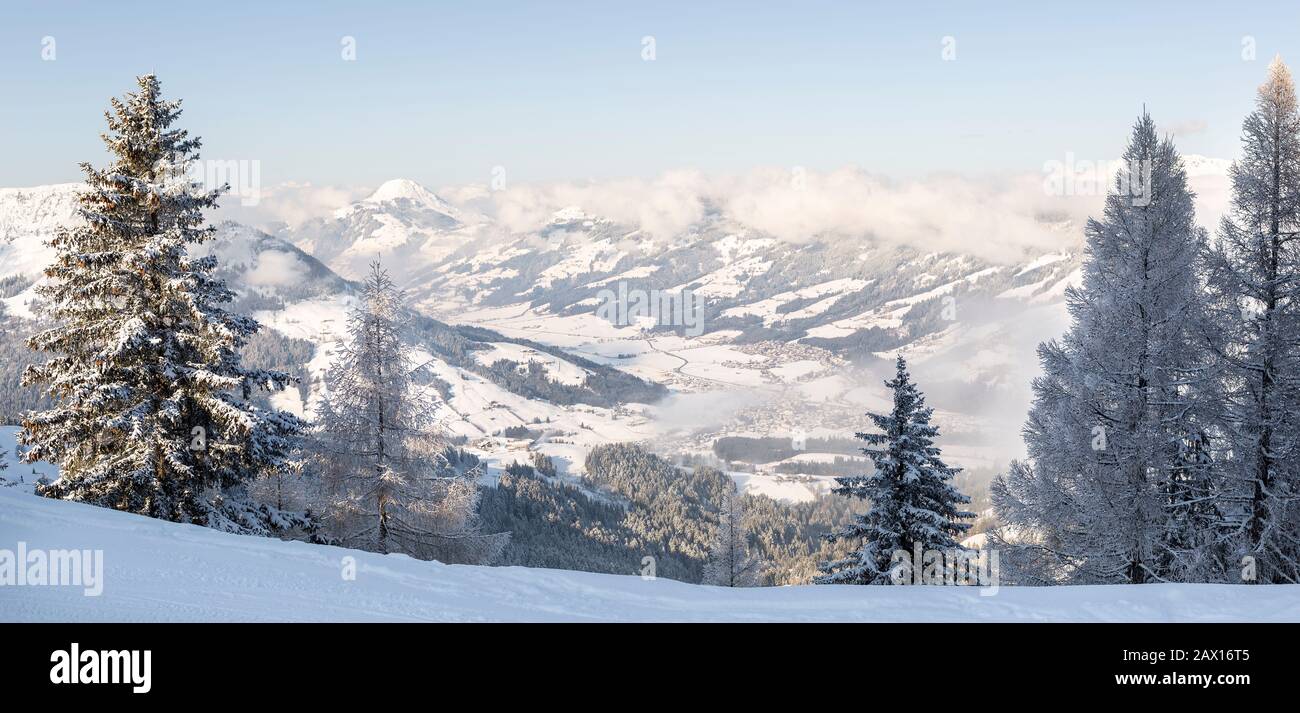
[483,169,711,241]
[244,249,309,287]
[226,162,1234,264]
[213,182,370,228]
[466,166,1104,262]
[472,163,1235,263]
[1167,119,1209,136]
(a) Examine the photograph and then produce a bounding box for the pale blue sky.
[1,0,1297,188]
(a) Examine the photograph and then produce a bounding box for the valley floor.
[1,488,1295,623]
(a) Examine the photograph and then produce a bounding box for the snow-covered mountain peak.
[551,205,595,224]
[293,179,474,280]
[1181,154,1232,177]
[362,178,455,212]
[326,178,460,225]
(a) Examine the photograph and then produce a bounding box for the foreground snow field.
[2,489,1297,622]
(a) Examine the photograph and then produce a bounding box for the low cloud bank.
[448,162,1231,263]
[225,162,1233,264]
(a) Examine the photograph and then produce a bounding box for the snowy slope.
[1,487,1294,622]
[0,426,55,494]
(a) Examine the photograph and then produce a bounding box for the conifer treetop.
[1262,55,1296,115]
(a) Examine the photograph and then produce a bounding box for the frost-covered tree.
[1203,56,1300,583]
[19,75,305,533]
[314,262,504,563]
[816,356,972,585]
[992,113,1219,583]
[1157,431,1226,580]
[703,486,762,587]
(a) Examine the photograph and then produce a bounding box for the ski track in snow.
[2,488,1296,622]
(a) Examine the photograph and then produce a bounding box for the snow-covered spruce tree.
[314,262,505,564]
[815,356,973,585]
[1203,56,1300,583]
[992,113,1220,584]
[19,75,305,533]
[703,486,762,587]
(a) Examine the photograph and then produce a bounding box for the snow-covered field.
[2,487,1295,623]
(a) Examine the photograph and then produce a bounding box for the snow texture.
[1,487,1295,622]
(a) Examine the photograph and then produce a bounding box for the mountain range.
[0,162,1232,501]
